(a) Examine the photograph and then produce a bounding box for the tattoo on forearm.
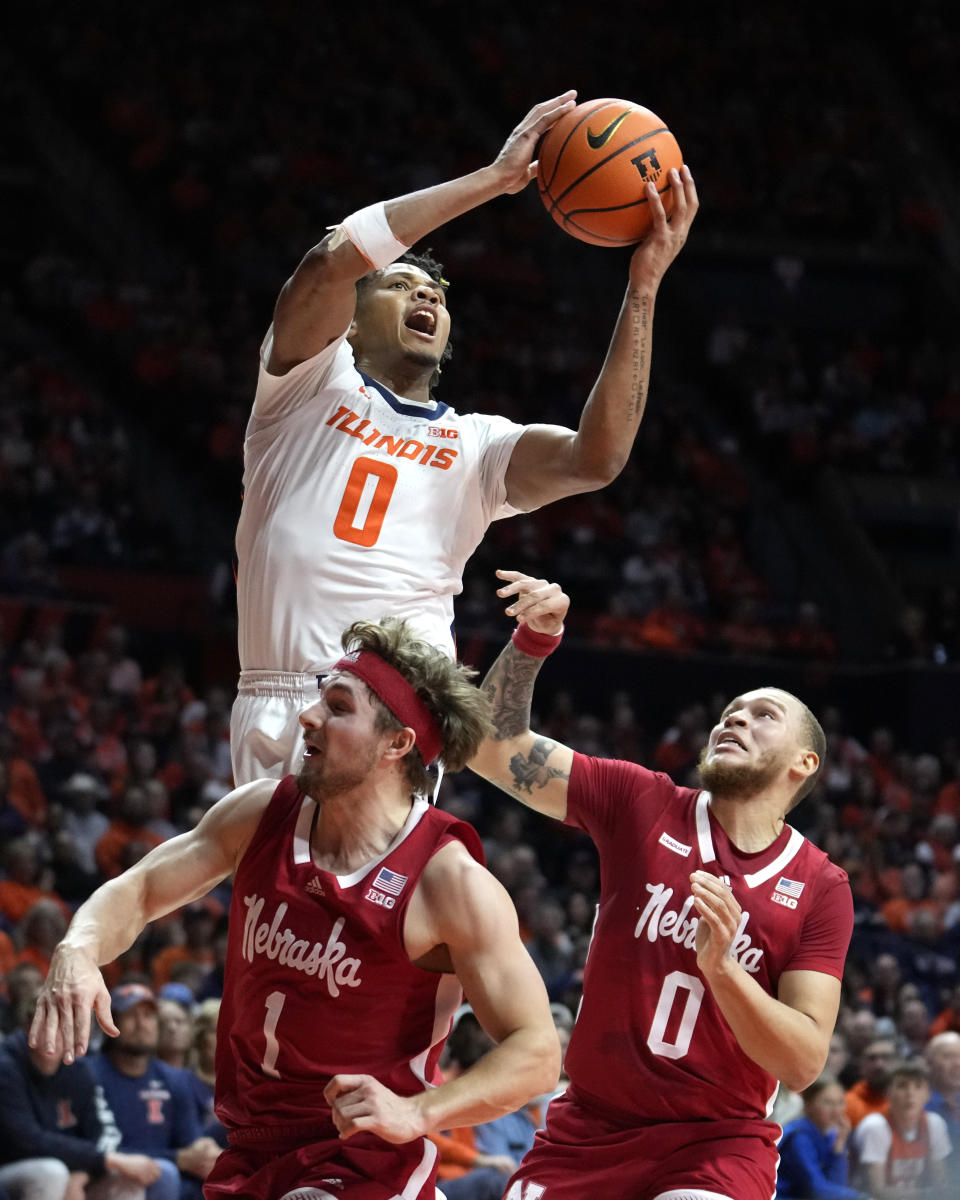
[481,643,543,740]
[629,294,651,420]
[508,738,569,795]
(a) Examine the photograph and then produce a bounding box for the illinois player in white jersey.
[30,618,560,1200]
[231,88,700,784]
[468,570,855,1200]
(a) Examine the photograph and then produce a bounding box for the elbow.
[569,451,629,492]
[781,1050,829,1095]
[298,240,361,291]
[529,1030,563,1098]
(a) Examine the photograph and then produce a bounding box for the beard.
[295,743,380,801]
[696,745,786,799]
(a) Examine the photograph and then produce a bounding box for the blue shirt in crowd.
[776,1115,864,1200]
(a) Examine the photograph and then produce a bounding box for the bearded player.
[30,618,560,1200]
[232,90,698,784]
[468,569,854,1200]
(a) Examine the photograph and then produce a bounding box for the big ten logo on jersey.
[428,426,458,439]
[326,406,458,470]
[505,1182,546,1200]
[365,887,396,909]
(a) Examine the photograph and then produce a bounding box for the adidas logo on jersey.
[305,876,325,897]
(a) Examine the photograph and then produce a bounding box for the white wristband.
[335,202,410,270]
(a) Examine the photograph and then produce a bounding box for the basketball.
[537,98,683,247]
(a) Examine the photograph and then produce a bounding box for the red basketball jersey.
[563,753,853,1126]
[215,777,484,1142]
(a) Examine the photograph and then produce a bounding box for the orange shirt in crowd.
[0,881,70,926]
[95,822,165,879]
[846,1079,890,1128]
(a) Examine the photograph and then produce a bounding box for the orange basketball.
[537,98,683,247]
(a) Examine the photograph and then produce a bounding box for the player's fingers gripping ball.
[537,98,683,246]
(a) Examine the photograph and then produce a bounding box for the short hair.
[782,692,826,810]
[340,617,492,796]
[889,1058,930,1086]
[801,1072,841,1104]
[354,250,453,392]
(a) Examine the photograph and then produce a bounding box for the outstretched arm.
[325,840,560,1142]
[504,165,698,511]
[468,570,574,821]
[29,779,275,1063]
[268,91,578,374]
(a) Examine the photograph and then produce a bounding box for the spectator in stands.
[925,1031,960,1157]
[0,963,44,1037]
[186,1000,224,1145]
[866,952,904,1024]
[149,903,216,991]
[776,1074,861,1199]
[852,1059,951,1197]
[94,787,165,880]
[896,996,933,1060]
[57,774,109,881]
[88,983,220,1200]
[156,991,193,1071]
[0,840,69,928]
[846,1036,897,1127]
[0,995,161,1199]
[15,900,68,977]
[930,984,960,1038]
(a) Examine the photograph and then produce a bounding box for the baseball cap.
[110,983,157,1015]
[159,982,195,1008]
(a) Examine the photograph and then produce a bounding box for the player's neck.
[707,793,787,854]
[310,784,414,874]
[357,354,435,405]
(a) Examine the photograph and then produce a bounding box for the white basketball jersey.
[236,328,527,673]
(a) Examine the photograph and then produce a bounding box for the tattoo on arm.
[629,293,650,421]
[481,643,544,741]
[508,738,569,795]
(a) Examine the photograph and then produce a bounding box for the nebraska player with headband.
[468,570,855,1200]
[29,619,560,1200]
[231,88,699,786]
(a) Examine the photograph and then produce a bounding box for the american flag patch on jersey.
[775,876,805,899]
[373,866,408,896]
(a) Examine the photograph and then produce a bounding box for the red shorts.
[504,1089,779,1200]
[203,1131,438,1200]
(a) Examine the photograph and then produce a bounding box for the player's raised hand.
[690,870,742,977]
[324,1073,425,1143]
[629,164,699,287]
[29,945,118,1064]
[492,91,578,194]
[495,570,569,634]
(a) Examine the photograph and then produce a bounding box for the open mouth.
[405,307,437,337]
[715,734,747,752]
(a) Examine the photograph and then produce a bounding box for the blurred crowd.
[1,1,959,1195]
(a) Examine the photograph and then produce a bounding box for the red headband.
[332,650,443,766]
